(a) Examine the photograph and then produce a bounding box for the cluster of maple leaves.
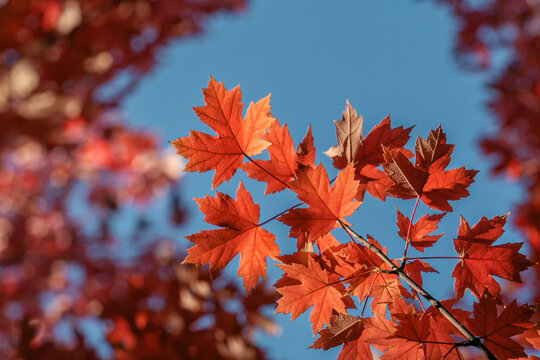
[0,1,280,359]
[174,77,539,359]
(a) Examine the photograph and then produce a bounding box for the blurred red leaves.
[0,1,277,359]
[437,0,540,310]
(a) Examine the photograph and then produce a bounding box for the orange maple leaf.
[171,77,275,188]
[396,208,445,251]
[279,163,360,242]
[452,215,533,300]
[183,182,279,292]
[275,257,349,334]
[296,125,316,166]
[241,121,297,194]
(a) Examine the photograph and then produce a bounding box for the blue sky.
[121,1,526,359]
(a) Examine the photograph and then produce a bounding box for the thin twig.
[402,196,420,262]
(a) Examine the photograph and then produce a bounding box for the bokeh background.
[1,0,538,359]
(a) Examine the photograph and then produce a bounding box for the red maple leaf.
[324,102,412,200]
[396,208,445,251]
[336,239,403,314]
[171,77,275,188]
[382,126,478,211]
[402,260,438,288]
[275,257,350,334]
[466,291,534,360]
[365,298,465,359]
[414,125,454,172]
[311,314,373,360]
[183,182,279,292]
[452,215,533,300]
[279,163,360,242]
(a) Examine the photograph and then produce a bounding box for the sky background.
[118,1,527,359]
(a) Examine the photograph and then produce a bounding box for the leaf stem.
[258,201,303,226]
[404,256,460,260]
[338,221,498,360]
[402,196,420,262]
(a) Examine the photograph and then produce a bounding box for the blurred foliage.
[0,1,276,359]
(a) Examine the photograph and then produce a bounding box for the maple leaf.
[396,208,445,251]
[171,77,275,188]
[275,257,349,334]
[310,314,373,359]
[183,182,279,292]
[403,260,438,288]
[366,298,463,360]
[241,121,297,194]
[351,115,412,170]
[279,163,360,242]
[466,291,534,360]
[382,127,478,211]
[297,125,316,166]
[324,103,412,199]
[324,100,364,168]
[424,300,471,359]
[452,215,533,300]
[414,125,454,171]
[356,164,395,201]
[336,239,401,314]
[421,167,479,211]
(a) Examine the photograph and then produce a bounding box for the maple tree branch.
[338,221,498,360]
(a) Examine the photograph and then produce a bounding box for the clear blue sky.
[121,1,525,359]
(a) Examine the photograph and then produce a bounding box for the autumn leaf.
[336,239,401,314]
[171,77,275,188]
[241,121,297,194]
[466,291,534,360]
[311,314,373,359]
[414,125,454,172]
[324,100,364,168]
[383,149,428,198]
[279,163,360,242]
[297,125,316,166]
[396,208,445,251]
[403,260,438,288]
[324,103,412,200]
[455,213,508,244]
[421,167,479,211]
[275,257,349,334]
[183,182,279,292]
[365,298,463,360]
[424,300,471,359]
[382,126,478,211]
[452,215,533,300]
[356,165,395,201]
[350,115,412,170]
